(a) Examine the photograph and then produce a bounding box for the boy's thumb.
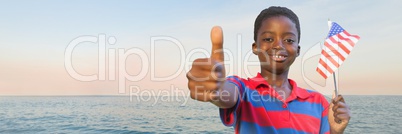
[210,26,224,62]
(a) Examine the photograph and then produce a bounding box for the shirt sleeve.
[219,75,245,127]
[319,95,330,134]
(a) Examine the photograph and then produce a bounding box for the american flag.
[316,22,360,79]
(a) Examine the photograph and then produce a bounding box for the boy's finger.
[336,102,350,112]
[210,26,224,62]
[332,103,339,113]
[336,95,345,103]
[335,113,351,121]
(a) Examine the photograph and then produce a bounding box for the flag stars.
[327,23,345,38]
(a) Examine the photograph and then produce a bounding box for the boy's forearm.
[210,81,239,109]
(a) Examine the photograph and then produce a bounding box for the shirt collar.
[248,73,311,100]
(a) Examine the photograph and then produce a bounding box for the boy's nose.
[272,40,285,50]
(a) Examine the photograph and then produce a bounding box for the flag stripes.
[316,22,360,79]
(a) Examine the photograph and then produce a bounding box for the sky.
[1,0,402,96]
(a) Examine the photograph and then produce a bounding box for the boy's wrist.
[330,128,344,134]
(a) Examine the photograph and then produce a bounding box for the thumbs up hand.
[187,26,226,102]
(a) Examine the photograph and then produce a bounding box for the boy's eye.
[284,39,295,43]
[263,38,273,42]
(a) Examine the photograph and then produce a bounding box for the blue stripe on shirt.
[289,99,325,119]
[239,121,310,134]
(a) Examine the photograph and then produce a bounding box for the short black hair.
[254,6,301,43]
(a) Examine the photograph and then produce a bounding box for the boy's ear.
[252,43,258,55]
[297,45,300,57]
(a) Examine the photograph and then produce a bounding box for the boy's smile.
[268,51,288,62]
[252,16,300,75]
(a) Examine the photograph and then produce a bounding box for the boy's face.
[252,16,300,75]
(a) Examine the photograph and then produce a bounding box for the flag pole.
[328,18,339,97]
[333,73,338,97]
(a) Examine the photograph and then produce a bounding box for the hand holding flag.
[317,21,358,133]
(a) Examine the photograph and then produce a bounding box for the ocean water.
[0,96,401,133]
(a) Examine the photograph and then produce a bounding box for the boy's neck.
[260,70,291,89]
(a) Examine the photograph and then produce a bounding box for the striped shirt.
[220,73,330,134]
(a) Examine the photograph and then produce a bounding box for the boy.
[187,6,351,134]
